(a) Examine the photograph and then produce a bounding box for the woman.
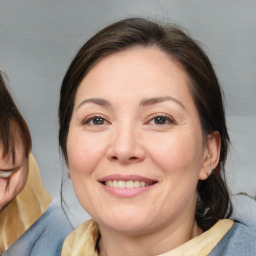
[59,18,256,255]
[0,70,72,256]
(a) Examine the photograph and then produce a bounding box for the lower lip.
[100,182,156,198]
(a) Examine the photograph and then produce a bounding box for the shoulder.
[210,195,256,256]
[4,200,72,256]
[61,219,99,256]
[210,221,256,255]
[231,194,256,226]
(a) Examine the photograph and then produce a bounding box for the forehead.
[75,47,193,103]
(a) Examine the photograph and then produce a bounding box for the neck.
[98,212,202,256]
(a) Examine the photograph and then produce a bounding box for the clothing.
[210,194,256,256]
[61,219,233,256]
[159,219,233,256]
[61,220,99,256]
[61,195,256,256]
[2,200,72,256]
[0,154,72,256]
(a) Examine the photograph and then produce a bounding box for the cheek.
[147,132,204,176]
[67,131,106,177]
[0,159,29,209]
[13,158,29,193]
[66,132,109,216]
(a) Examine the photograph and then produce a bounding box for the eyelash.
[82,114,176,127]
[82,115,109,126]
[147,114,176,126]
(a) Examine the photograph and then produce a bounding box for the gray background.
[0,0,255,227]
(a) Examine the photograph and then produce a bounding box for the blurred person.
[0,70,72,256]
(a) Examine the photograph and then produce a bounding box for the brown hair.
[59,18,232,231]
[0,70,32,162]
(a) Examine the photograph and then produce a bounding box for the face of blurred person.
[0,122,29,210]
[67,47,220,238]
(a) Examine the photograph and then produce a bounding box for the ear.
[199,131,221,180]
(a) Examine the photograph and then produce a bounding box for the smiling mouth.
[102,180,155,189]
[0,170,14,179]
[99,175,158,197]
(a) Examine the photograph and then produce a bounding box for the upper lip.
[98,174,158,183]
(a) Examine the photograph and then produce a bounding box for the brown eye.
[83,116,108,125]
[92,117,105,125]
[153,116,173,125]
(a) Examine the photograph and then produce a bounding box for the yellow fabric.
[62,219,233,256]
[0,153,52,253]
[61,220,99,256]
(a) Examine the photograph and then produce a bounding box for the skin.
[0,122,29,210]
[67,47,220,255]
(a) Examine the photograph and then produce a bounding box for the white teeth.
[126,181,133,189]
[0,170,14,179]
[106,181,112,187]
[134,181,140,188]
[118,180,126,188]
[112,180,118,188]
[105,180,152,189]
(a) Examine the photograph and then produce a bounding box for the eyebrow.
[77,98,111,109]
[77,96,185,110]
[140,96,185,109]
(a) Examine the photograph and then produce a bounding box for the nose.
[106,124,146,164]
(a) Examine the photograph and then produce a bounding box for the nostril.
[111,155,138,161]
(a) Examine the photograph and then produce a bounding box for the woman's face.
[0,123,29,210]
[67,47,214,234]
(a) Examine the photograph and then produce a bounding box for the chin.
[96,207,155,234]
[103,220,153,235]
